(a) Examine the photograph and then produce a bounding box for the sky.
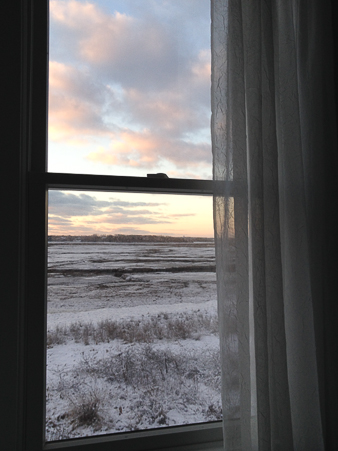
[48,191,214,237]
[48,0,213,236]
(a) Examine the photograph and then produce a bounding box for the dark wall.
[1,1,26,450]
[0,0,25,450]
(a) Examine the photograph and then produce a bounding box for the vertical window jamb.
[25,0,49,448]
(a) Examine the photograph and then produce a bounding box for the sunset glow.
[48,191,214,237]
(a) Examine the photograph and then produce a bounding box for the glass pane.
[46,191,221,441]
[48,0,211,179]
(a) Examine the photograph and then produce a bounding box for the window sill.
[43,421,223,451]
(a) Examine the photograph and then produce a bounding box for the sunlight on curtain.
[211,0,334,449]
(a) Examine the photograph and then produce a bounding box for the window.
[4,0,338,450]
[46,191,220,441]
[23,0,224,450]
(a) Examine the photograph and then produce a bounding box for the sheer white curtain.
[211,0,336,449]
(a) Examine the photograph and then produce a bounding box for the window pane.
[46,191,221,441]
[48,0,211,179]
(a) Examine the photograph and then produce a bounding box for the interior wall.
[1,1,26,450]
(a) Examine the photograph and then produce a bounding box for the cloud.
[86,129,211,169]
[48,0,212,177]
[48,191,112,216]
[85,214,172,225]
[48,216,73,225]
[47,190,213,237]
[48,61,117,143]
[123,87,209,137]
[103,208,155,216]
[48,191,177,235]
[107,198,163,207]
[50,1,210,107]
[48,191,168,221]
[48,58,211,172]
[50,1,193,92]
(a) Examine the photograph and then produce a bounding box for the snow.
[46,242,225,441]
[48,300,217,329]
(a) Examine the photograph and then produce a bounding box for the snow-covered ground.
[46,242,223,441]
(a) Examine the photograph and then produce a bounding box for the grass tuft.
[47,310,218,347]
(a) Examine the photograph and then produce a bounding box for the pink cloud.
[50,0,104,30]
[49,61,211,172]
[50,1,190,91]
[86,129,210,170]
[124,89,204,136]
[48,61,112,143]
[86,130,161,167]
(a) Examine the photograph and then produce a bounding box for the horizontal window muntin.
[29,172,232,196]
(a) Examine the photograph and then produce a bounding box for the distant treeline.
[48,234,214,243]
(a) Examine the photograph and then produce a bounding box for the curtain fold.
[211,0,335,449]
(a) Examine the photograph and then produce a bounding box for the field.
[46,240,222,441]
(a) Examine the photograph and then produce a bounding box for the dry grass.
[47,311,219,347]
[48,344,222,439]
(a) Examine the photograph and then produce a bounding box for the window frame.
[23,0,226,449]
